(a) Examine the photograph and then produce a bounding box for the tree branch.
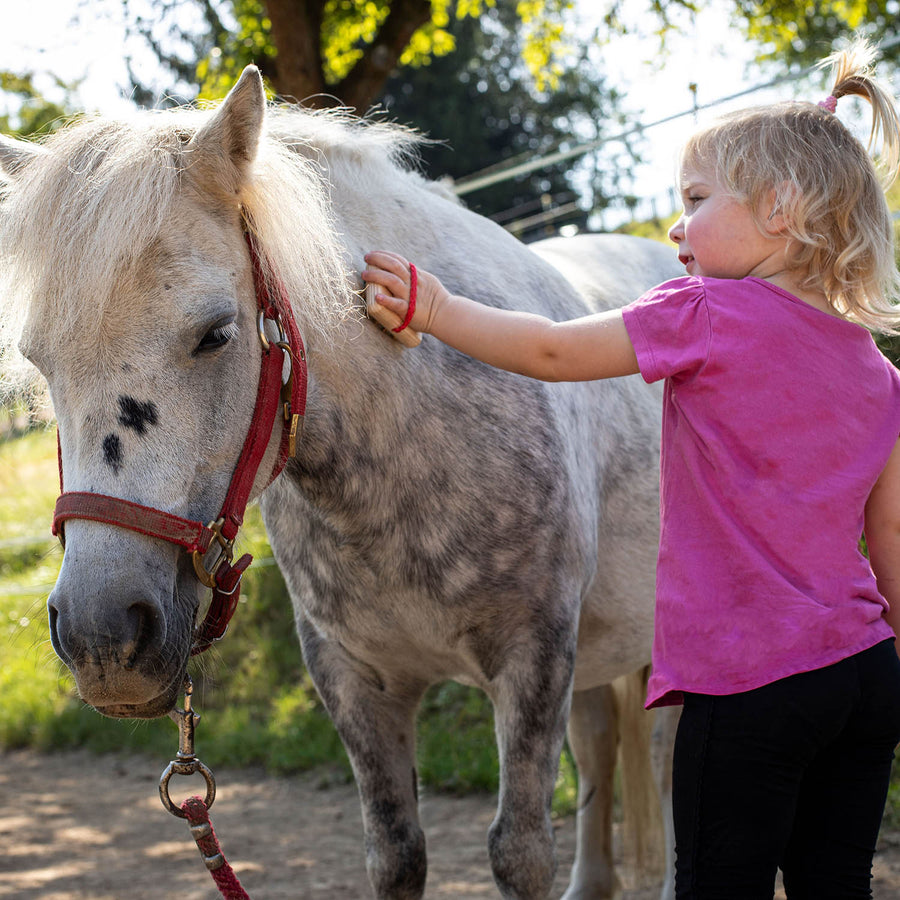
[337,0,433,111]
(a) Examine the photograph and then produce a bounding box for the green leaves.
[323,0,393,81]
[516,0,574,92]
[0,71,75,137]
[731,0,900,67]
[195,0,276,101]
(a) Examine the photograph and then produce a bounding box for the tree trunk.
[263,0,326,103]
[262,0,433,112]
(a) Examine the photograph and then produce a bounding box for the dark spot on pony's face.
[117,396,159,435]
[103,433,123,474]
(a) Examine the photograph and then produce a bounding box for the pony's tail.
[819,37,900,187]
[613,667,673,888]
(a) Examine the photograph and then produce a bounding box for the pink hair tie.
[392,263,417,333]
[818,95,838,113]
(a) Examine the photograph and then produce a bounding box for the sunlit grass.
[0,422,66,748]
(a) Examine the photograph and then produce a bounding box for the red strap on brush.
[391,262,417,333]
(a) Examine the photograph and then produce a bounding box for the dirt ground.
[2,749,900,900]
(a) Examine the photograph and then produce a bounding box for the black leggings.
[673,638,900,899]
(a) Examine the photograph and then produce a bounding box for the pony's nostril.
[124,601,163,667]
[47,597,79,668]
[47,601,66,659]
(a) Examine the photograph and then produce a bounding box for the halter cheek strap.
[51,228,307,656]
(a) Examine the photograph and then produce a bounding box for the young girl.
[363,40,900,899]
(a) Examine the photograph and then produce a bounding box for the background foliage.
[121,0,592,110]
[376,3,632,237]
[0,72,75,137]
[729,0,900,68]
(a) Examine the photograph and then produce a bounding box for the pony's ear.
[188,65,265,198]
[0,134,47,178]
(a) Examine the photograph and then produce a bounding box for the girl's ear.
[763,184,792,235]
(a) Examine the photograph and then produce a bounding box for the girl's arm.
[864,434,900,658]
[362,250,639,382]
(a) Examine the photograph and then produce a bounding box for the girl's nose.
[668,215,684,244]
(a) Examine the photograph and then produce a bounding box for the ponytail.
[819,39,900,186]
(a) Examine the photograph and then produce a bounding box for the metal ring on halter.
[159,757,217,818]
[191,518,235,588]
[257,310,287,352]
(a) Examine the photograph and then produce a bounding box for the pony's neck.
[285,128,584,418]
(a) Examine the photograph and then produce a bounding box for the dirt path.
[2,749,899,899]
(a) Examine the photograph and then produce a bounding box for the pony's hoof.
[559,879,623,900]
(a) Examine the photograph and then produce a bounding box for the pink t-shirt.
[622,276,900,708]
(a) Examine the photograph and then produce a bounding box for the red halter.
[51,228,307,655]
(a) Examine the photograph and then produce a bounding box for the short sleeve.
[621,277,711,384]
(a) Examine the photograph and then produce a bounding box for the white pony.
[0,68,680,899]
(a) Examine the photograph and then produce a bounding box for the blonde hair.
[679,39,900,332]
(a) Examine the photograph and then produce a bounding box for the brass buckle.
[287,411,302,458]
[257,311,304,457]
[276,340,304,451]
[191,518,234,588]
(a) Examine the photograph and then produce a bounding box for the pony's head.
[0,68,351,717]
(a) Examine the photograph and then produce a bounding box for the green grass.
[0,425,69,748]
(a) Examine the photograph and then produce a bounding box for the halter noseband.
[51,228,307,655]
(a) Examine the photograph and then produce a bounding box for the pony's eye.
[196,321,238,354]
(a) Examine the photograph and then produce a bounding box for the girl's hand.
[362,251,449,334]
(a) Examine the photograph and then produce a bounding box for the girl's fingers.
[376,294,407,317]
[364,251,411,280]
[364,252,415,284]
[362,252,416,301]
[362,252,444,337]
[362,267,408,299]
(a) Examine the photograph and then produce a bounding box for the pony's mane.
[0,100,425,389]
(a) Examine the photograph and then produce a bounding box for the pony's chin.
[91,682,183,719]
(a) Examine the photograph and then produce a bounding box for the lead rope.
[180,797,251,900]
[159,678,252,899]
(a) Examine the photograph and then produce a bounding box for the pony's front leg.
[298,619,427,899]
[488,631,577,899]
